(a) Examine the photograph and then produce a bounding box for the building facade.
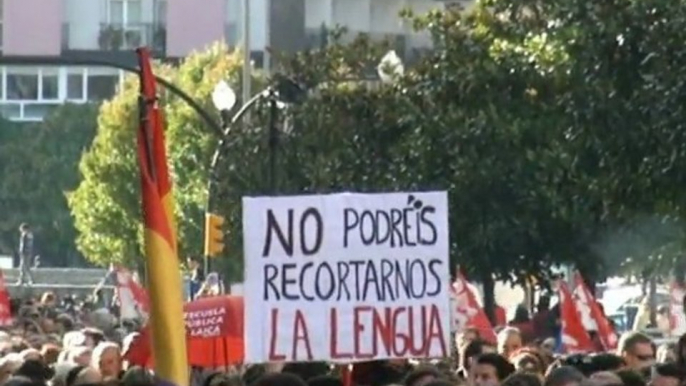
[0,0,459,122]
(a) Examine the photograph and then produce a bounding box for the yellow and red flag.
[135,48,188,386]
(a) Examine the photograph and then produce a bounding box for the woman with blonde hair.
[91,342,122,380]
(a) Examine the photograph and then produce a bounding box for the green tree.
[68,43,247,266]
[0,104,98,266]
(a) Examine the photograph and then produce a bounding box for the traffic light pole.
[203,90,269,276]
[202,76,304,276]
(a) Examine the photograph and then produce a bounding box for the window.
[41,68,59,100]
[155,0,167,24]
[24,104,56,120]
[7,67,39,100]
[86,68,119,101]
[0,104,20,120]
[67,70,84,100]
[0,65,126,121]
[109,0,142,25]
[88,76,117,100]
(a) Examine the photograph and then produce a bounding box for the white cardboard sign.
[242,192,451,363]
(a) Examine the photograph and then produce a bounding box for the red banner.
[559,281,593,353]
[125,296,244,367]
[573,273,617,350]
[184,296,231,338]
[450,273,496,343]
[0,272,11,326]
[669,282,686,336]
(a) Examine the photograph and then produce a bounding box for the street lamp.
[204,80,238,276]
[212,80,238,115]
[203,77,304,275]
[377,50,405,84]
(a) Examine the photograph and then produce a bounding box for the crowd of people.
[0,287,682,386]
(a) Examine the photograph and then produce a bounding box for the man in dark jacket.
[17,223,34,286]
[187,256,205,300]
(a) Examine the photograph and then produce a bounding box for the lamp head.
[212,80,237,111]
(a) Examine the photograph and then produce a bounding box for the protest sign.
[184,296,229,338]
[243,192,450,363]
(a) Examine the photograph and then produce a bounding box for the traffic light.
[204,213,225,257]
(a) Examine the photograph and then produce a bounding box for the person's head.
[91,342,121,379]
[81,328,105,348]
[14,359,52,383]
[510,349,545,375]
[187,256,200,269]
[461,340,495,375]
[676,334,686,366]
[40,344,60,365]
[64,365,102,386]
[650,363,686,386]
[68,346,92,367]
[543,366,585,386]
[502,373,543,386]
[52,363,78,386]
[0,353,24,384]
[56,314,75,335]
[3,375,43,386]
[19,349,41,363]
[281,362,330,382]
[40,292,56,308]
[617,332,655,371]
[204,372,244,386]
[589,372,622,386]
[473,353,515,386]
[657,343,677,364]
[537,296,551,313]
[120,366,155,386]
[583,353,625,375]
[497,327,523,358]
[423,381,455,386]
[253,373,308,386]
[19,223,30,233]
[539,338,556,359]
[403,366,442,386]
[616,370,647,386]
[616,369,647,386]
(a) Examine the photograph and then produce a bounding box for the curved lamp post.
[0,56,226,139]
[203,77,303,274]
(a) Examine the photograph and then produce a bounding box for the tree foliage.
[68,43,247,266]
[0,104,98,266]
[71,0,686,289]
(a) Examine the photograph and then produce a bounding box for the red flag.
[573,273,618,350]
[559,281,593,353]
[451,273,497,344]
[0,272,11,326]
[669,282,686,336]
[113,266,150,319]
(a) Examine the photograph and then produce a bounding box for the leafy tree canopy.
[68,43,249,267]
[0,104,98,266]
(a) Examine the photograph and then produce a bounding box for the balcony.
[61,22,167,55]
